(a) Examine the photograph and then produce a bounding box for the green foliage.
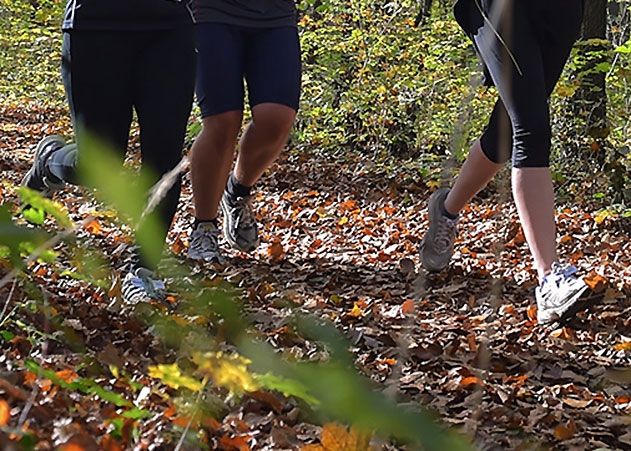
[0,0,65,102]
[297,1,490,162]
[0,205,49,265]
[76,131,165,266]
[24,359,136,408]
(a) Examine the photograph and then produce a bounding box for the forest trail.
[1,102,630,449]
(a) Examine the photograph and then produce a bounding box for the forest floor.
[0,102,630,450]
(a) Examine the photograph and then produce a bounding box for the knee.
[512,121,552,168]
[200,111,243,149]
[251,103,296,142]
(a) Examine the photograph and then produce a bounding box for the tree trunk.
[574,0,610,139]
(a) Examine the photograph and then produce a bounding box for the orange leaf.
[554,420,577,441]
[320,423,350,450]
[613,342,631,352]
[84,218,102,235]
[460,376,484,389]
[171,236,186,254]
[172,415,194,428]
[526,305,538,322]
[23,371,37,385]
[318,423,370,451]
[163,405,177,419]
[100,436,123,451]
[267,238,285,262]
[202,416,221,430]
[219,434,250,451]
[583,272,607,291]
[56,369,79,384]
[401,299,415,315]
[615,395,631,404]
[59,445,86,451]
[376,358,397,366]
[339,200,358,212]
[39,379,53,392]
[0,400,10,426]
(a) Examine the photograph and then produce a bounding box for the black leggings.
[51,27,196,269]
[474,0,583,167]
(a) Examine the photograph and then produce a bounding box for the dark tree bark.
[574,0,611,139]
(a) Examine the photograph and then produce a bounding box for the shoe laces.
[434,215,458,253]
[191,223,221,254]
[133,267,166,299]
[542,262,578,289]
[233,196,256,230]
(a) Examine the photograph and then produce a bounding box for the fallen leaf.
[376,358,397,366]
[59,445,86,451]
[583,272,607,291]
[526,305,538,322]
[562,398,593,409]
[100,436,123,451]
[553,419,577,440]
[550,327,576,341]
[613,342,631,352]
[0,399,9,426]
[170,236,186,254]
[318,423,371,451]
[219,434,250,451]
[615,395,631,404]
[467,334,477,353]
[83,218,102,235]
[401,299,415,315]
[267,238,285,262]
[460,376,484,389]
[347,302,364,318]
[56,369,79,384]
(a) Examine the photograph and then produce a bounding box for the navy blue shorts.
[195,23,302,118]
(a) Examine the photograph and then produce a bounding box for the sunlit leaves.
[147,363,204,392]
[193,352,259,395]
[255,373,319,406]
[18,186,71,228]
[75,130,165,267]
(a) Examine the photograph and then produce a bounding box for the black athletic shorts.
[194,23,302,118]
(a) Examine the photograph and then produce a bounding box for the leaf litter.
[0,103,629,449]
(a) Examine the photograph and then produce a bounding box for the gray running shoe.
[220,192,259,252]
[121,267,167,305]
[22,135,67,196]
[187,222,224,264]
[535,262,590,324]
[420,188,459,272]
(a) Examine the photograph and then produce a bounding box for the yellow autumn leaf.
[148,363,204,392]
[426,180,441,190]
[348,302,364,318]
[193,352,259,395]
[594,209,613,224]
